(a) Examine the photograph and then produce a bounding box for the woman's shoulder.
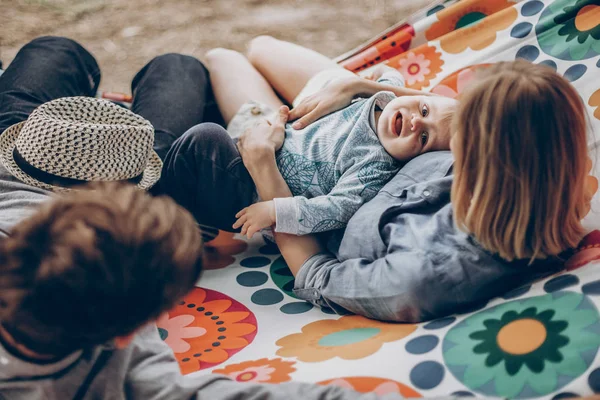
[398,151,454,182]
[418,219,564,319]
[374,151,454,205]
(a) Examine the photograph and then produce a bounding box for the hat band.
[13,148,143,188]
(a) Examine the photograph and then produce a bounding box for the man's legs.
[0,36,100,134]
[131,53,220,161]
[160,123,257,232]
[130,53,236,240]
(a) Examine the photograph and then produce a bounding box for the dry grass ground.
[1,0,433,92]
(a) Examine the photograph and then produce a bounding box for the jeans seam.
[226,156,244,172]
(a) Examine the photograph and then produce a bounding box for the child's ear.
[114,330,138,349]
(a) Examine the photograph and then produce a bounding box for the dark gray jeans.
[160,123,258,232]
[0,36,244,233]
[0,36,223,159]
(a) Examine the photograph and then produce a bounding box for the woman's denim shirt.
[293,151,563,322]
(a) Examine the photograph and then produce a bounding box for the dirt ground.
[1,0,433,92]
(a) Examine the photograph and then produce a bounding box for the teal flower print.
[443,292,600,398]
[536,0,600,60]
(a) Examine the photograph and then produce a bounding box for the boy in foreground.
[0,183,401,400]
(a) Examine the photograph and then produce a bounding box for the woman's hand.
[233,201,276,239]
[237,106,289,168]
[289,75,364,130]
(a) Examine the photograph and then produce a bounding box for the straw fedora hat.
[0,97,162,192]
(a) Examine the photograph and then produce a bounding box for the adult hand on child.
[289,76,361,130]
[233,200,276,239]
[363,64,399,81]
[238,106,288,167]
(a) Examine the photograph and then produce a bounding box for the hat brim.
[0,122,162,192]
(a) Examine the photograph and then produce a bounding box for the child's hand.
[364,64,398,81]
[233,201,276,239]
[238,106,289,156]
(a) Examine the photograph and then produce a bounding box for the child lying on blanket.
[233,55,590,322]
[204,45,458,238]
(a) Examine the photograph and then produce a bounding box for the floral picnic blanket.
[158,1,600,398]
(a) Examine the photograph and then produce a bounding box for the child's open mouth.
[393,112,403,137]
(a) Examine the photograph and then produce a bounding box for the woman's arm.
[350,75,436,99]
[289,75,436,129]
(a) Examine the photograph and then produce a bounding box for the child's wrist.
[243,147,275,170]
[268,200,276,223]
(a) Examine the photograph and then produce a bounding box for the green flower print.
[469,308,568,376]
[443,292,600,398]
[536,0,600,60]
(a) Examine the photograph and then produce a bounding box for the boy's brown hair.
[0,182,203,355]
[452,60,588,261]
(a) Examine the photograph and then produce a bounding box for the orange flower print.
[388,44,444,90]
[426,0,518,54]
[431,64,491,99]
[213,358,296,383]
[276,315,416,362]
[399,52,432,86]
[340,24,415,72]
[319,377,421,397]
[203,231,248,270]
[163,287,258,374]
[589,88,600,121]
[157,314,206,353]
